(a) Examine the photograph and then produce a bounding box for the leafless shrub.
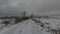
[44,23,50,25]
[15,17,23,24]
[40,24,44,27]
[46,29,60,34]
[2,20,10,26]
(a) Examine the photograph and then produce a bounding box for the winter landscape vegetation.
[0,12,60,34]
[0,0,60,34]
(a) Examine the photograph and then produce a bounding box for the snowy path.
[0,19,51,34]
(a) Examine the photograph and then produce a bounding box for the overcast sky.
[0,0,60,16]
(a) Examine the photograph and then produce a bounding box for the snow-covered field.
[0,19,51,34]
[33,18,60,29]
[0,19,15,31]
[0,18,60,34]
[33,18,60,34]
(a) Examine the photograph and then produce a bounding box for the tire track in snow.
[19,19,32,34]
[13,19,30,34]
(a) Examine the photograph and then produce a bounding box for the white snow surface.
[34,18,60,29]
[0,19,60,34]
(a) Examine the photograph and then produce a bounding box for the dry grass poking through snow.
[32,18,60,34]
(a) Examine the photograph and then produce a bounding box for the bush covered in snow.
[32,18,60,34]
[2,20,10,26]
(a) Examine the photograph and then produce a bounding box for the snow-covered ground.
[34,18,60,29]
[0,19,15,31]
[40,19,60,29]
[0,18,60,34]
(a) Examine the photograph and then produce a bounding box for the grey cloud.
[30,0,60,16]
[0,0,60,16]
